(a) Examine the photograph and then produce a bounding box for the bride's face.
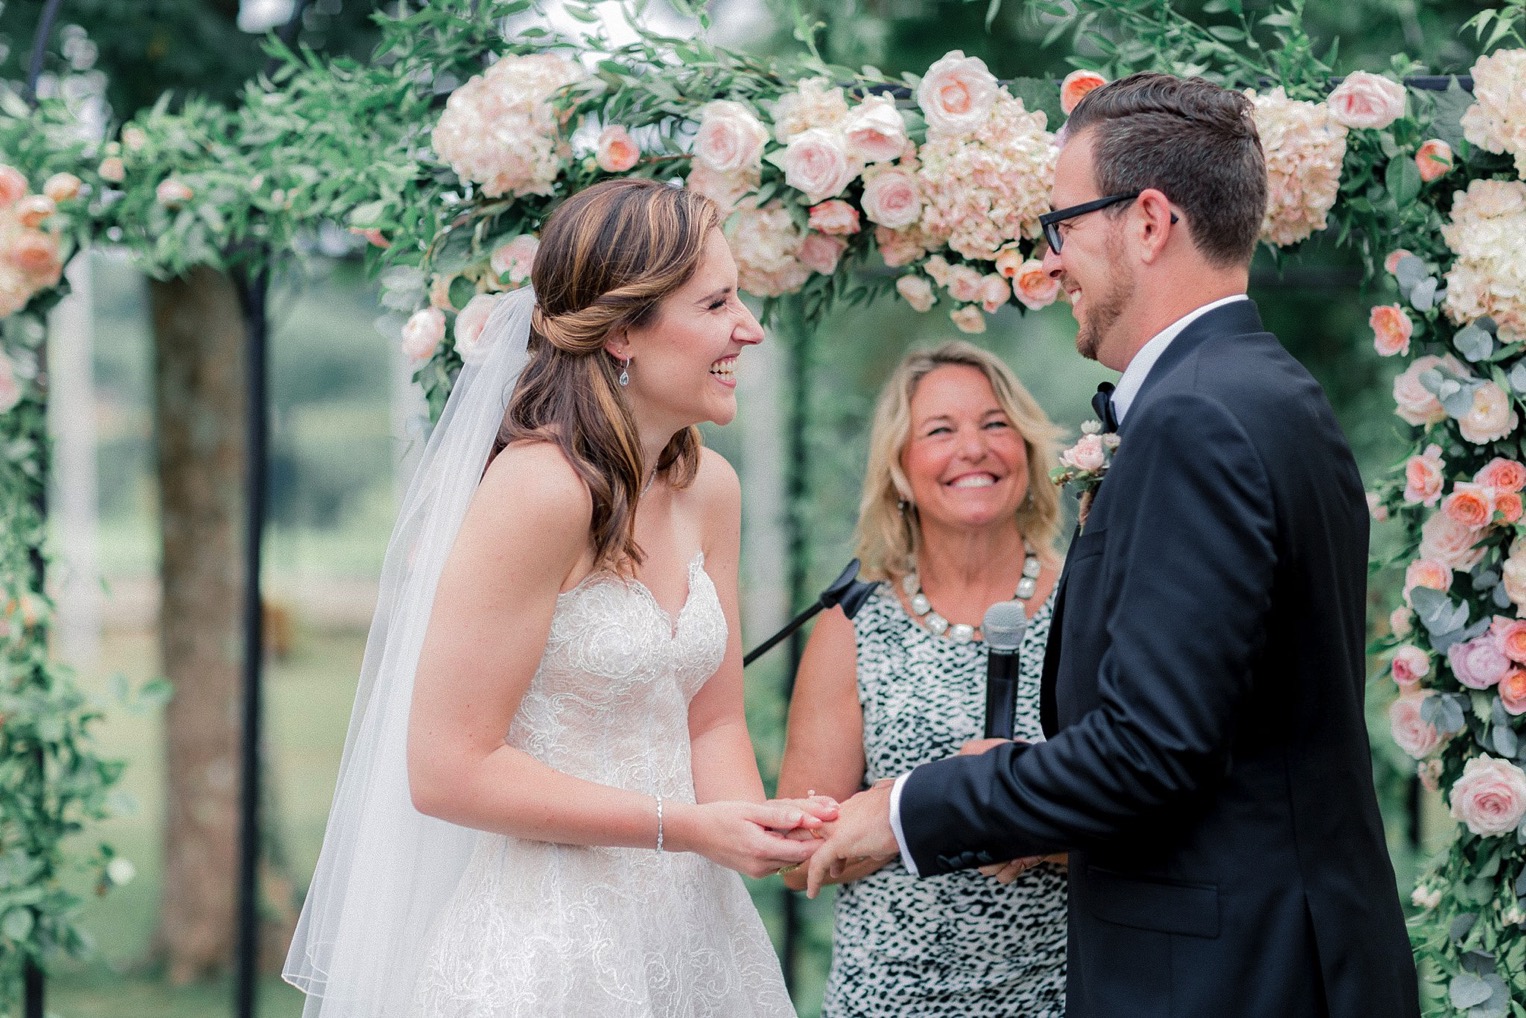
[615,229,764,430]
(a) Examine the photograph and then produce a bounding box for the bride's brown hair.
[498,178,719,568]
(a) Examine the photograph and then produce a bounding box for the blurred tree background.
[0,0,1496,1014]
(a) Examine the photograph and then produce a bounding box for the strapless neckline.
[559,551,708,640]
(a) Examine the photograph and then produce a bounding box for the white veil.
[283,287,536,1016]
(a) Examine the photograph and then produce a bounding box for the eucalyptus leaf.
[1411,276,1439,313]
[1456,324,1496,363]
[1395,255,1428,291]
[1494,724,1518,759]
[1451,911,1479,943]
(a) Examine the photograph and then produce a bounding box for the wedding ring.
[778,863,802,876]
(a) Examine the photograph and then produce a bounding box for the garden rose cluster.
[1440,178,1526,342]
[728,199,810,297]
[1461,49,1526,180]
[0,165,65,321]
[432,53,586,198]
[1248,88,1348,247]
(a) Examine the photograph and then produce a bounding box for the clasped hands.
[799,738,1060,897]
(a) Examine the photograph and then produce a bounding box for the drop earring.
[619,357,630,387]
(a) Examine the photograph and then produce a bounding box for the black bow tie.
[1092,382,1119,433]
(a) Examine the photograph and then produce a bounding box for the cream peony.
[769,78,849,143]
[1249,88,1348,247]
[1450,755,1526,837]
[729,200,809,297]
[1327,72,1407,129]
[1460,49,1526,179]
[1441,179,1526,341]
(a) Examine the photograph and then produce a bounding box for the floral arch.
[3,0,1526,1010]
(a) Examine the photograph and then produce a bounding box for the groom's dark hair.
[1065,72,1267,268]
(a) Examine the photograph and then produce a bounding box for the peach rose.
[1404,445,1445,506]
[42,172,81,203]
[490,234,539,286]
[1459,381,1519,444]
[1449,634,1513,689]
[994,245,1024,278]
[923,255,952,288]
[1497,492,1524,524]
[1450,755,1526,836]
[595,125,640,173]
[896,275,935,313]
[1495,616,1526,664]
[917,51,999,137]
[1389,694,1442,759]
[1369,303,1412,357]
[1391,645,1431,687]
[1501,669,1526,715]
[0,353,20,414]
[808,199,861,236]
[1415,139,1453,183]
[1384,249,1413,275]
[782,128,857,205]
[860,165,922,229]
[1328,72,1407,130]
[1013,260,1060,310]
[950,305,986,334]
[156,179,193,207]
[843,94,908,165]
[453,293,501,364]
[98,157,125,185]
[798,232,847,275]
[1443,482,1495,529]
[0,165,26,207]
[1477,458,1526,493]
[1421,511,1485,570]
[1390,607,1414,638]
[9,232,61,287]
[693,100,769,174]
[1393,354,1461,427]
[401,307,446,361]
[1403,557,1452,604]
[946,264,984,304]
[1060,70,1108,116]
[15,195,54,228]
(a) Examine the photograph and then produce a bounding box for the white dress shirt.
[887,293,1250,876]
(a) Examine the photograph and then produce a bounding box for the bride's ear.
[603,327,630,361]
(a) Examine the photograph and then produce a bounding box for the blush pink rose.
[1415,139,1454,183]
[693,100,769,174]
[1449,634,1513,689]
[1385,249,1413,275]
[1391,646,1431,687]
[1013,260,1060,310]
[9,232,61,287]
[917,51,999,137]
[1060,70,1108,116]
[1328,72,1407,129]
[1450,755,1526,836]
[1443,482,1495,529]
[843,95,907,164]
[808,199,861,236]
[1062,434,1107,472]
[1403,557,1452,604]
[950,305,986,334]
[782,128,857,205]
[1421,511,1486,569]
[490,234,540,285]
[860,166,922,229]
[1369,303,1412,357]
[401,307,446,361]
[0,165,26,207]
[1403,444,1445,506]
[896,274,935,312]
[1477,458,1526,493]
[453,293,502,364]
[156,179,193,207]
[798,232,848,275]
[1459,381,1519,445]
[595,125,640,173]
[1393,354,1462,427]
[1501,670,1526,715]
[1389,694,1442,759]
[42,172,81,203]
[946,264,984,304]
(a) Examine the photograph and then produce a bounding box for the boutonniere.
[1050,422,1120,529]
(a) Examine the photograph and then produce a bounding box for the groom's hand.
[804,783,898,899]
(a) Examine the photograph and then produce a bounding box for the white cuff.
[888,772,919,877]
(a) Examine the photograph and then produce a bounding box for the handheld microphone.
[982,600,1028,740]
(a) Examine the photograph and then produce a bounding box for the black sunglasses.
[1038,192,1178,253]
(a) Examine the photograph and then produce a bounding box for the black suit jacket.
[898,301,1419,1018]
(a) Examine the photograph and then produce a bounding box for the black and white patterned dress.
[821,584,1066,1018]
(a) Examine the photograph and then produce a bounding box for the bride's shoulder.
[478,439,593,527]
[684,447,740,514]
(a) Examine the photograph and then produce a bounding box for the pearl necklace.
[901,544,1041,643]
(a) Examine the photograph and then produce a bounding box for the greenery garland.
[4,0,1526,1010]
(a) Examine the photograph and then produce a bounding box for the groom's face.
[1044,132,1136,367]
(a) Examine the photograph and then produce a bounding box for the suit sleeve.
[899,392,1278,875]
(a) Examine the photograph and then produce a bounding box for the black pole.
[233,265,270,1018]
[778,298,813,994]
[22,0,66,107]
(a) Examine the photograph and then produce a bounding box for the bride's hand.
[664,800,825,879]
[766,794,839,832]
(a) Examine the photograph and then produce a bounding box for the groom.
[806,73,1420,1017]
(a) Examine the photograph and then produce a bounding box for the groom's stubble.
[1074,225,1135,364]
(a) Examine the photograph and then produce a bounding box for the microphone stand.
[743,559,878,666]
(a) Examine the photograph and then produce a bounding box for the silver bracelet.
[654,794,664,852]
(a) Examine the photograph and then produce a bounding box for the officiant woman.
[777,340,1067,1018]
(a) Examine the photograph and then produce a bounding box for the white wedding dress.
[410,552,797,1018]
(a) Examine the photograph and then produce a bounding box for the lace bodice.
[413,551,795,1018]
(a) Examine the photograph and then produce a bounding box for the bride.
[285,178,833,1017]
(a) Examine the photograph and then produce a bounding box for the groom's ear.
[1135,188,1178,264]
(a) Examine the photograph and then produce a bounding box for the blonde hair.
[498,178,721,568]
[855,341,1066,582]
